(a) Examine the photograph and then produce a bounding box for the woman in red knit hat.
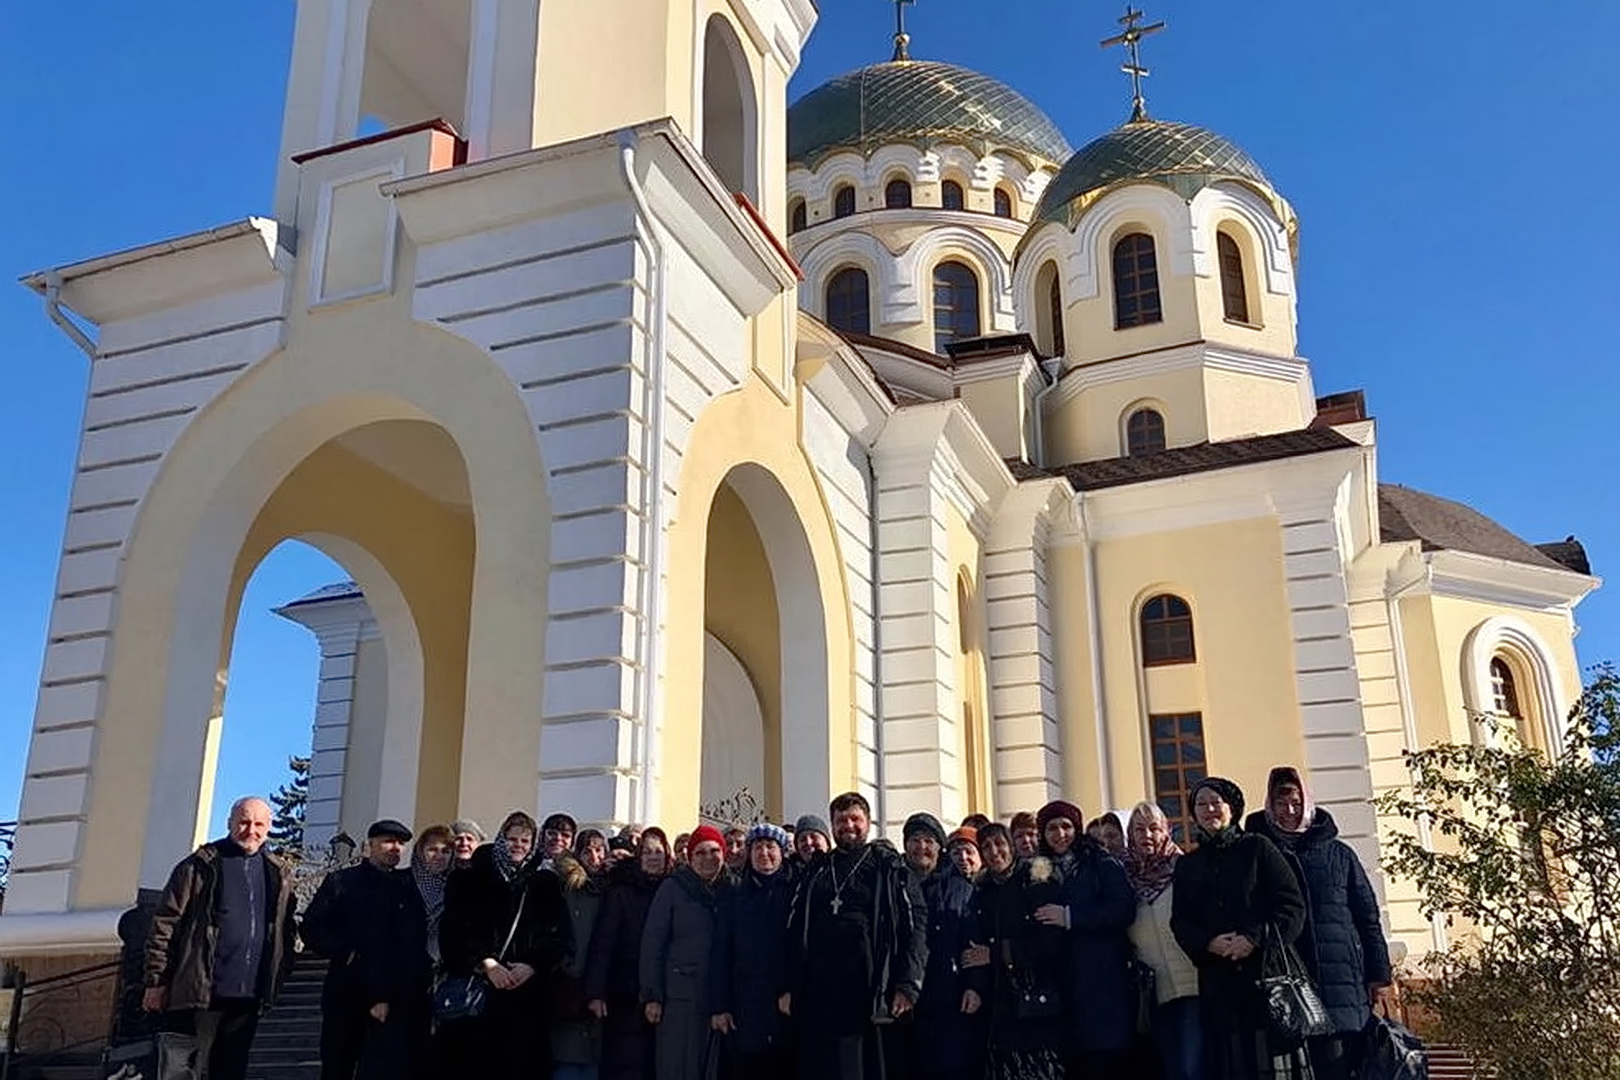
[640,825,731,1080]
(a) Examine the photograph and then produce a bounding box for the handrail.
[1,957,122,1080]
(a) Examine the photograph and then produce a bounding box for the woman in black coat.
[1052,832,1137,1077]
[584,827,673,1080]
[439,810,571,1077]
[709,823,795,1079]
[1247,767,1392,1080]
[968,824,1068,1080]
[1171,777,1309,1080]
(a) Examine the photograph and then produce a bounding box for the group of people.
[141,766,1391,1080]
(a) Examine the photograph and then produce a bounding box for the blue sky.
[1,1,1616,830]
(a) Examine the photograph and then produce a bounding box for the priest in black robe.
[783,791,928,1080]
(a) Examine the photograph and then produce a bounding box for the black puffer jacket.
[1246,809,1392,1033]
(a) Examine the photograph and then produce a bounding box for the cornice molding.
[1047,341,1310,413]
[1424,550,1599,611]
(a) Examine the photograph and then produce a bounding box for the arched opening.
[1034,259,1065,357]
[825,266,872,335]
[956,574,992,814]
[941,180,966,211]
[1140,593,1195,665]
[789,198,807,235]
[1462,617,1567,754]
[1217,230,1251,324]
[1125,406,1167,457]
[933,259,982,352]
[885,177,913,209]
[700,466,829,820]
[701,14,758,200]
[1113,231,1163,329]
[359,0,474,134]
[833,184,857,219]
[994,187,1014,218]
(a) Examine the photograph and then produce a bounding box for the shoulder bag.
[433,887,528,1022]
[1259,923,1333,1051]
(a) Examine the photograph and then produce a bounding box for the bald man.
[143,796,298,1080]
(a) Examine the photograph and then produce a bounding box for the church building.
[0,0,1596,972]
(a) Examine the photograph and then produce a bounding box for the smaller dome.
[788,60,1072,171]
[1034,119,1270,227]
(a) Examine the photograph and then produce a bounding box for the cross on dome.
[890,0,916,62]
[1100,6,1167,123]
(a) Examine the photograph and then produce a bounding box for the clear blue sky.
[1,2,1616,830]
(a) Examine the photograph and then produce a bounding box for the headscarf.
[1123,803,1181,903]
[1191,777,1246,847]
[573,828,608,869]
[491,827,533,882]
[1263,766,1317,838]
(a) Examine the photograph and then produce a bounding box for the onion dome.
[1034,118,1272,229]
[788,60,1072,171]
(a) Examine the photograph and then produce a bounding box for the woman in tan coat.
[1125,802,1202,1080]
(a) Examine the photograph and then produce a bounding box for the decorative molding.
[1425,549,1598,610]
[307,161,404,307]
[1190,183,1294,297]
[1046,340,1311,414]
[1460,614,1569,753]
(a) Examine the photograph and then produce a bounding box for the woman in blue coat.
[1033,801,1137,1079]
[709,822,795,1079]
[1246,767,1392,1080]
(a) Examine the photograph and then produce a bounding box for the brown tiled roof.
[1378,484,1575,572]
[839,331,952,370]
[1536,538,1592,575]
[1043,428,1357,492]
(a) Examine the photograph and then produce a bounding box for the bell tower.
[272,0,816,231]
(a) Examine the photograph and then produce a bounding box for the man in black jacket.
[302,818,432,1080]
[141,795,297,1080]
[784,792,927,1080]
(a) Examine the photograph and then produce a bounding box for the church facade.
[0,0,1596,971]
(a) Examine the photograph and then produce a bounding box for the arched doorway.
[700,14,757,201]
[698,464,828,821]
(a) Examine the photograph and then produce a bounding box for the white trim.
[1190,183,1294,297]
[0,910,123,956]
[1461,615,1569,753]
[462,0,501,161]
[1426,549,1598,610]
[1046,340,1312,414]
[307,162,404,307]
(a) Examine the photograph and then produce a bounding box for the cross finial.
[891,0,916,62]
[1100,6,1167,122]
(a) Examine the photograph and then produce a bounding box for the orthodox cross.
[1100,6,1166,122]
[891,0,916,61]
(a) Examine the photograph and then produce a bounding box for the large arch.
[77,312,551,908]
[660,378,854,829]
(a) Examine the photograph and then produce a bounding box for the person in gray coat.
[640,824,731,1080]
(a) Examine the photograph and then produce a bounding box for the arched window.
[941,180,965,211]
[885,178,913,209]
[1141,594,1195,665]
[1126,407,1166,457]
[1048,273,1066,357]
[788,199,807,235]
[700,16,757,200]
[993,187,1014,218]
[825,266,871,335]
[833,184,856,219]
[1218,231,1250,323]
[932,260,981,352]
[1490,657,1523,721]
[1113,232,1163,329]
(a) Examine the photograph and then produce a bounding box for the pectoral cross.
[1100,6,1167,123]
[890,0,916,62]
[830,896,843,915]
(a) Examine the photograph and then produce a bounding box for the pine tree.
[269,756,311,859]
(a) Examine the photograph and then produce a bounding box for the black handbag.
[1131,960,1158,1035]
[433,887,527,1023]
[1362,1008,1429,1080]
[104,1032,197,1080]
[1259,926,1333,1051]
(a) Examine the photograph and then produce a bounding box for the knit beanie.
[450,819,486,841]
[689,824,727,852]
[902,812,947,847]
[946,826,978,850]
[1035,800,1083,834]
[794,814,832,844]
[746,822,791,849]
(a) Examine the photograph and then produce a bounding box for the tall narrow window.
[1218,232,1250,323]
[825,267,871,335]
[1141,594,1195,664]
[1048,273,1066,357]
[700,16,757,199]
[1490,657,1522,720]
[941,180,965,211]
[1150,713,1207,843]
[789,199,807,235]
[932,261,981,352]
[1113,232,1163,329]
[1126,408,1167,457]
[993,187,1014,218]
[885,178,913,209]
[833,184,856,219]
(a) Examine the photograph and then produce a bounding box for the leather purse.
[1260,925,1333,1051]
[432,888,527,1023]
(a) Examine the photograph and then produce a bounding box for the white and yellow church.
[0,0,1597,973]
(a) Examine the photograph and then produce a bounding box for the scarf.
[1191,776,1246,848]
[1262,765,1317,839]
[491,831,530,883]
[1123,834,1182,904]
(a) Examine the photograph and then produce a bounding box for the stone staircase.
[1427,1043,1488,1079]
[244,956,325,1080]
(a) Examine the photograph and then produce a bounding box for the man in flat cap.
[303,819,432,1079]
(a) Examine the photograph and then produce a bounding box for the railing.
[0,958,121,1080]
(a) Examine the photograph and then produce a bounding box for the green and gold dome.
[1034,118,1274,228]
[788,60,1073,171]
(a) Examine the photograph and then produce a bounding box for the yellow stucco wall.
[957,376,1028,462]
[703,483,784,815]
[945,502,991,815]
[1049,516,1305,818]
[1046,368,1205,466]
